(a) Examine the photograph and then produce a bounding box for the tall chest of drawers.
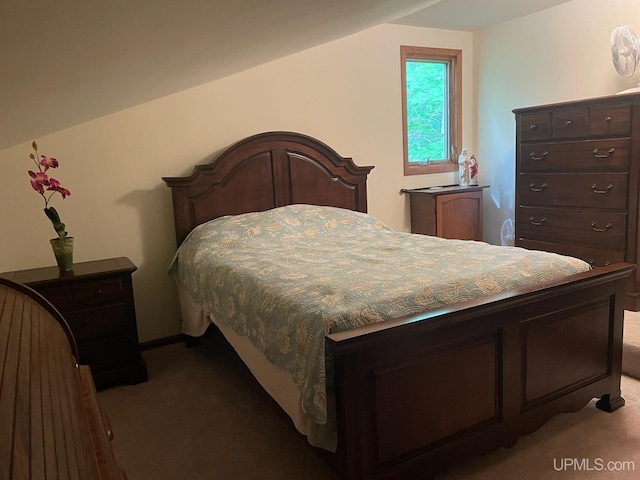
[514,93,640,310]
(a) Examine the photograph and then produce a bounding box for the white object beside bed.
[177,283,337,450]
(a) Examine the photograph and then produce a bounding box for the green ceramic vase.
[50,237,74,272]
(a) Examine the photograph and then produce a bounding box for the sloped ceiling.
[0,0,570,150]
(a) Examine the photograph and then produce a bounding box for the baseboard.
[140,334,185,351]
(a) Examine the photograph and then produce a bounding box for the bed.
[162,131,633,479]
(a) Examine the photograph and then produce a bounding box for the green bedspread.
[169,204,590,425]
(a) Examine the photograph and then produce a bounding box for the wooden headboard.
[162,131,374,245]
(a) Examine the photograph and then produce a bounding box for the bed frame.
[163,131,634,479]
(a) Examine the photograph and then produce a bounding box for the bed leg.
[596,394,625,412]
[183,335,202,348]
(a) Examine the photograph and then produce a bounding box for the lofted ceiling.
[0,0,570,150]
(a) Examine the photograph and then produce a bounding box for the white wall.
[0,24,473,342]
[7,0,636,343]
[476,0,640,245]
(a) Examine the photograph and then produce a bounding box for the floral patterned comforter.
[168,204,590,425]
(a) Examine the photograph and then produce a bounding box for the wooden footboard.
[326,263,634,480]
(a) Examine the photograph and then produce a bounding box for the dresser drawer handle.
[529,183,547,192]
[592,148,615,158]
[590,222,612,232]
[529,151,548,161]
[529,216,547,226]
[529,124,537,130]
[564,120,572,126]
[605,116,612,122]
[591,184,613,194]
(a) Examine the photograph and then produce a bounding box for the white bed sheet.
[177,282,337,451]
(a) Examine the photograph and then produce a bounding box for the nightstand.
[1,257,148,389]
[403,185,489,241]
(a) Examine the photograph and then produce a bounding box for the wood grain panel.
[374,339,497,463]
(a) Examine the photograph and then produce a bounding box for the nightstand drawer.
[37,277,124,312]
[65,304,127,342]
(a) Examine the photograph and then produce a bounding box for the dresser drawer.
[517,206,627,251]
[552,107,588,139]
[519,138,630,172]
[520,112,552,141]
[36,277,124,312]
[589,104,631,136]
[517,239,626,268]
[64,304,127,342]
[520,104,631,142]
[518,172,628,209]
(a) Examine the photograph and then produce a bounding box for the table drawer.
[36,277,124,312]
[519,138,630,172]
[517,239,626,268]
[64,304,127,342]
[518,172,628,209]
[517,206,627,251]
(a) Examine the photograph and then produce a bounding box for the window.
[401,46,462,175]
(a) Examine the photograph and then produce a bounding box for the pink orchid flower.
[27,141,72,239]
[39,155,59,170]
[28,170,50,194]
[47,178,71,199]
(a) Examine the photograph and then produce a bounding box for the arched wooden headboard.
[162,131,374,245]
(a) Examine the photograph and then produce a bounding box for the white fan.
[611,25,640,93]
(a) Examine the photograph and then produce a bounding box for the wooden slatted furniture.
[0,277,126,480]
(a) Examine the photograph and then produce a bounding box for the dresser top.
[0,256,136,286]
[402,184,489,196]
[513,91,640,114]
